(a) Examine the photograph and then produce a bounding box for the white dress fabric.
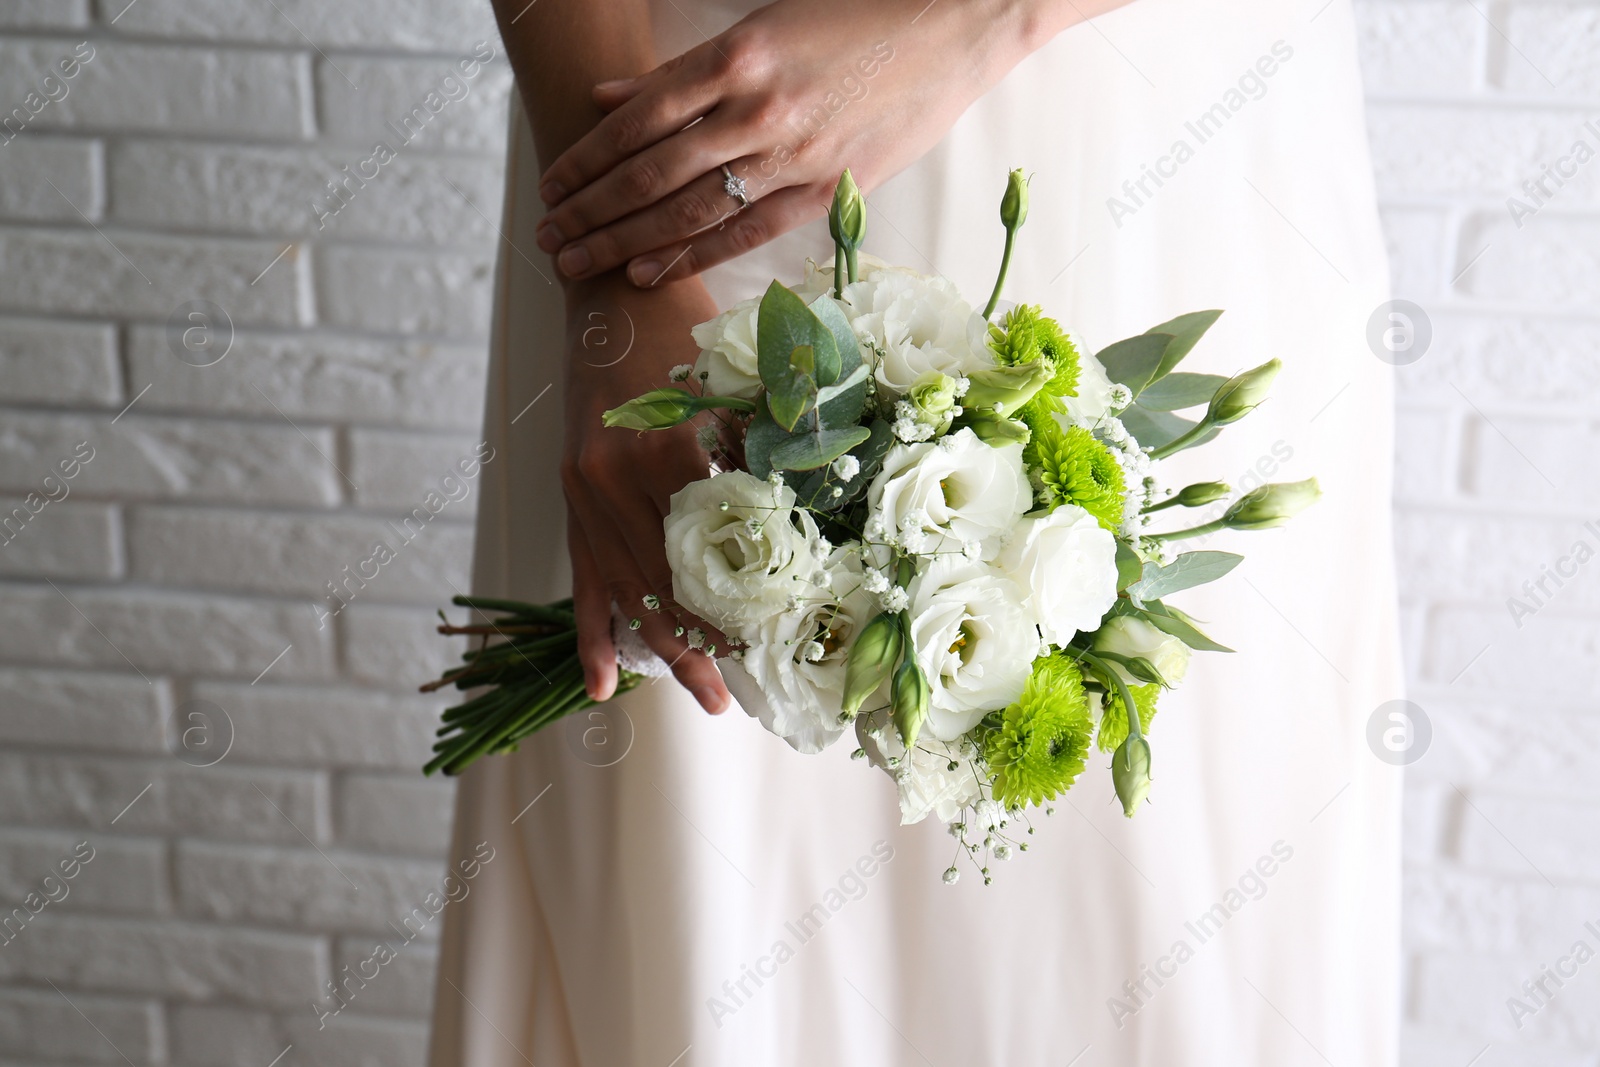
[428,1,1402,1064]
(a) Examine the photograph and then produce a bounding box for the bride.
[429,0,1402,1063]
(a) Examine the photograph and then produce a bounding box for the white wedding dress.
[428,1,1402,1064]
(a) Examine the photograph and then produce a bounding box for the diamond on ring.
[721,165,751,210]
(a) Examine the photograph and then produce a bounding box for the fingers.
[624,184,826,287]
[537,123,735,265]
[549,158,762,282]
[636,609,731,714]
[568,513,619,702]
[537,51,717,209]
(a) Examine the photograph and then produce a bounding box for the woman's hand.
[561,273,731,713]
[531,0,1045,286]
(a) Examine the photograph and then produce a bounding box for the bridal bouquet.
[424,171,1317,883]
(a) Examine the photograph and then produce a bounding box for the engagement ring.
[720,164,751,210]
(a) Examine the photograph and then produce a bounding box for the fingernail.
[693,686,728,714]
[629,259,661,286]
[539,180,565,204]
[594,78,630,92]
[558,244,592,275]
[535,221,565,254]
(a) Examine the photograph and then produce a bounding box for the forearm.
[488,0,657,182]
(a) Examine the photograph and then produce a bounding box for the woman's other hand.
[561,274,731,713]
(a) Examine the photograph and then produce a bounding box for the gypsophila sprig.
[424,168,1320,876]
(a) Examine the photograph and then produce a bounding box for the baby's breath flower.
[668,363,694,382]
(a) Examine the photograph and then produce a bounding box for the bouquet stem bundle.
[421,596,640,776]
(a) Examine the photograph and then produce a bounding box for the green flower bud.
[1222,478,1322,530]
[906,372,959,435]
[1112,736,1152,818]
[842,611,903,715]
[963,360,1052,416]
[1000,168,1029,231]
[961,413,1031,446]
[828,169,867,251]
[1206,358,1281,425]
[602,388,698,431]
[1175,481,1231,507]
[891,658,931,749]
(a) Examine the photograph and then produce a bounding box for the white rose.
[1062,345,1118,424]
[1093,615,1191,686]
[689,297,763,399]
[905,558,1038,740]
[997,504,1118,647]
[664,471,825,630]
[833,266,994,395]
[719,545,876,754]
[855,707,982,825]
[866,427,1030,556]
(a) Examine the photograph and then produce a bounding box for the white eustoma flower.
[866,427,1030,557]
[996,503,1118,647]
[663,471,825,630]
[855,707,982,825]
[1093,614,1192,686]
[689,296,763,399]
[1062,344,1118,425]
[719,545,877,754]
[837,266,995,396]
[904,558,1037,740]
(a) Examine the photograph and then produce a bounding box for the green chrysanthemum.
[1026,416,1126,530]
[991,305,1080,400]
[984,655,1095,809]
[1096,681,1161,753]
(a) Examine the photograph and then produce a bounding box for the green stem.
[1149,418,1215,460]
[1146,518,1228,542]
[982,226,1017,321]
[846,246,859,285]
[1140,496,1185,515]
[834,246,846,298]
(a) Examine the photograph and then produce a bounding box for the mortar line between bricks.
[0,27,502,62]
[0,216,514,255]
[0,127,511,157]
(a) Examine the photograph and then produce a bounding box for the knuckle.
[605,109,648,155]
[668,189,714,232]
[728,214,767,254]
[715,28,771,82]
[619,155,663,201]
[574,448,609,486]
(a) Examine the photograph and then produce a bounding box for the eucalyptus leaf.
[757,281,839,392]
[766,375,815,432]
[1096,333,1172,397]
[1129,551,1243,601]
[794,418,893,511]
[1114,539,1144,592]
[1146,309,1222,379]
[1135,372,1229,412]
[1119,403,1221,452]
[815,364,869,409]
[808,294,860,378]
[769,426,873,471]
[743,404,789,480]
[1141,600,1234,653]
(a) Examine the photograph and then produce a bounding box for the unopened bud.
[1175,481,1231,507]
[602,388,699,430]
[1000,168,1029,231]
[1112,736,1152,818]
[842,611,903,715]
[891,657,931,749]
[1206,358,1281,425]
[1223,478,1322,530]
[828,169,867,251]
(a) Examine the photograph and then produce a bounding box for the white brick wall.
[0,2,1592,1065]
[1356,0,1600,1061]
[0,5,503,1067]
